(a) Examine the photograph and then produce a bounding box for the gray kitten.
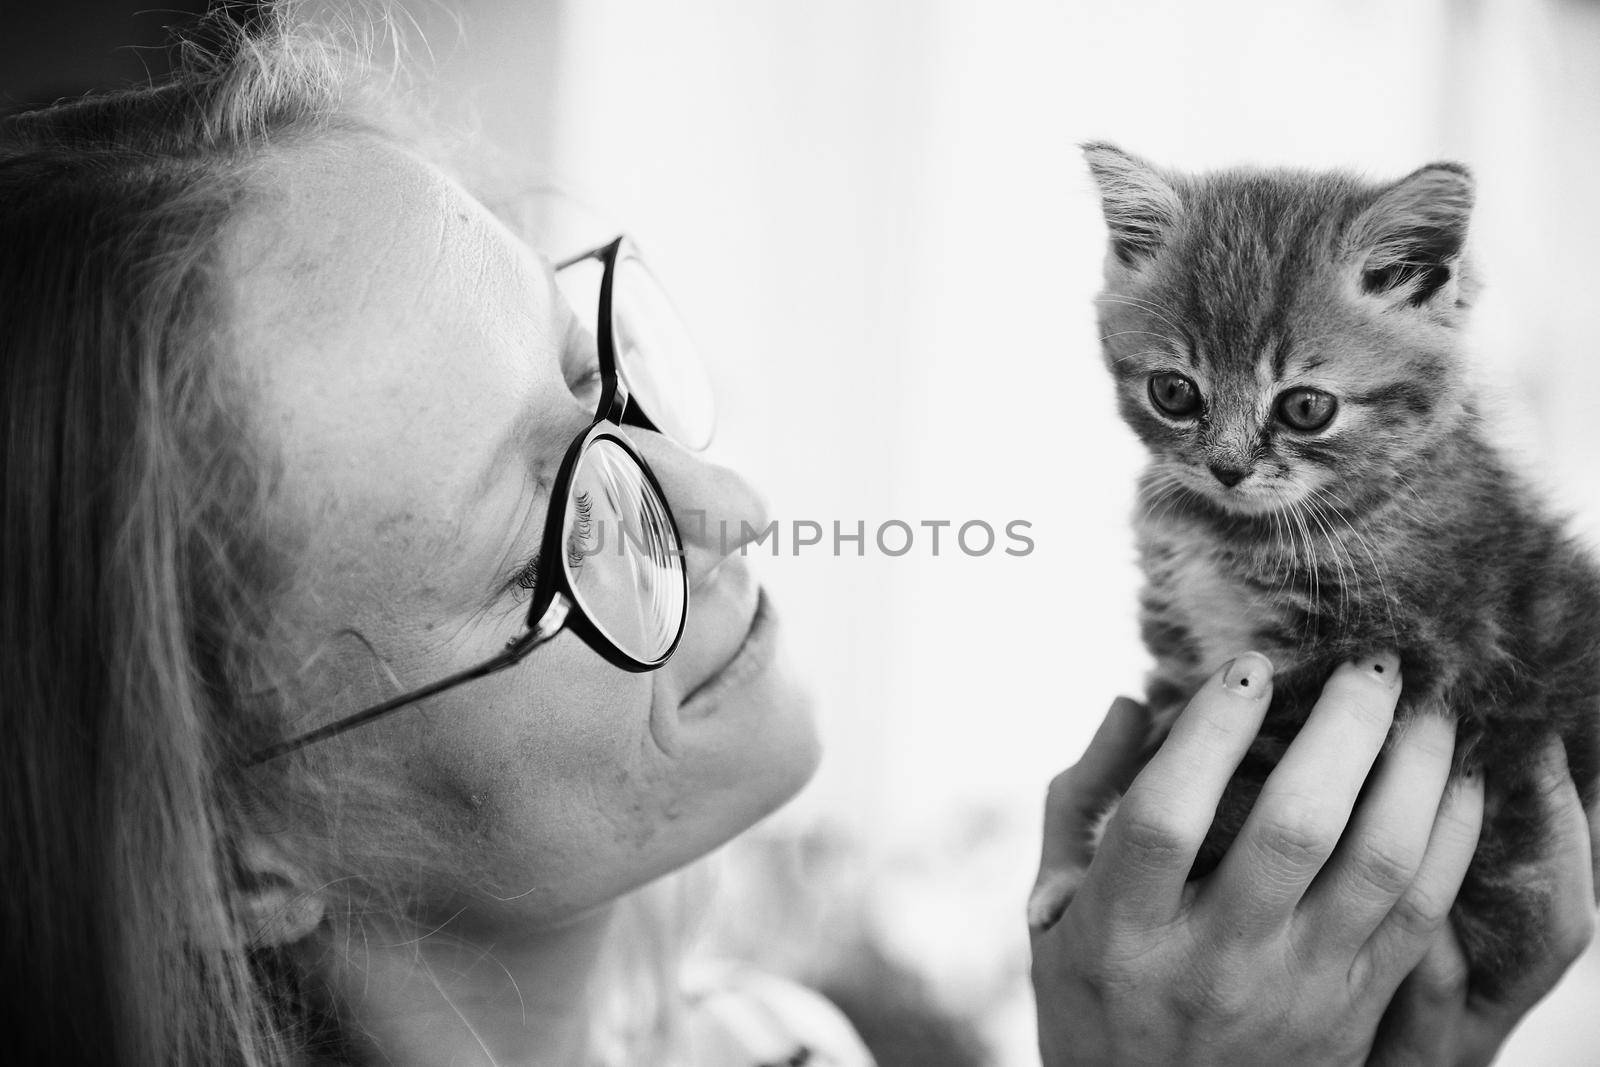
[1083,142,1600,997]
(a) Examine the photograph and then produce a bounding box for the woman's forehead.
[226,137,550,340]
[220,136,568,608]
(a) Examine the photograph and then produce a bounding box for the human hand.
[1368,737,1595,1066]
[1029,653,1485,1066]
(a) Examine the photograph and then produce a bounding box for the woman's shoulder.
[682,960,876,1067]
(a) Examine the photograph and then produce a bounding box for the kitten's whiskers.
[1310,484,1400,643]
[1302,492,1357,633]
[1139,470,1190,530]
[1288,498,1326,645]
[1265,503,1297,605]
[1096,293,1189,341]
[1100,330,1177,344]
[1106,346,1161,368]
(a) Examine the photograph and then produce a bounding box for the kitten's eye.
[1275,388,1338,432]
[1149,372,1201,418]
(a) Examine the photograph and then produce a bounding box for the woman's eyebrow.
[458,399,553,601]
[470,469,547,603]
[466,239,573,501]
[472,394,550,506]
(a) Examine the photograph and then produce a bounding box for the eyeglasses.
[250,236,714,764]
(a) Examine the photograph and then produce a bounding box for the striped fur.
[1087,145,1600,997]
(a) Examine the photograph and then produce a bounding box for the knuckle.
[1074,956,1125,997]
[1173,967,1252,1023]
[1390,883,1452,941]
[1347,836,1423,900]
[1254,796,1339,871]
[1416,946,1470,1005]
[1115,796,1201,867]
[1066,940,1152,1003]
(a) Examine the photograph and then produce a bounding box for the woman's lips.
[679,587,775,718]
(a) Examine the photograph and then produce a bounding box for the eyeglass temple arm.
[246,600,569,765]
[554,236,623,273]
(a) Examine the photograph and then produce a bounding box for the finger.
[1029,696,1150,932]
[1402,742,1596,1067]
[1361,766,1483,997]
[1368,927,1469,1067]
[1089,653,1274,928]
[1299,712,1457,952]
[1209,653,1401,928]
[1037,696,1153,874]
[1479,739,1595,1021]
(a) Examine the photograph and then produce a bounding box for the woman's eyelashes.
[507,491,595,602]
[513,553,541,593]
[565,491,594,570]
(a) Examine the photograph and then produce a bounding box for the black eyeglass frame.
[248,237,691,764]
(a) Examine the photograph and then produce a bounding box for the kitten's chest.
[1141,528,1291,678]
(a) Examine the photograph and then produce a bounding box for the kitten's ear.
[1347,162,1474,308]
[1082,142,1182,268]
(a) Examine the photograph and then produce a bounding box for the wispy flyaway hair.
[0,6,395,1062]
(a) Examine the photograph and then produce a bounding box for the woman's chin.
[709,641,820,795]
[685,639,821,827]
[749,663,823,812]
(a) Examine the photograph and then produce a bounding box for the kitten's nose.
[1208,462,1248,488]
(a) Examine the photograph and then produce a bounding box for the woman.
[1,9,1592,1065]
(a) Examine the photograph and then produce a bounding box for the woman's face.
[224,138,819,926]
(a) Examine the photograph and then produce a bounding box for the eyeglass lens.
[610,254,715,451]
[554,245,716,452]
[551,243,708,664]
[565,437,684,664]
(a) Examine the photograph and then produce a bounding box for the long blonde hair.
[0,9,401,1062]
[0,7,710,1063]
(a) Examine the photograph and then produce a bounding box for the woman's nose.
[622,429,772,587]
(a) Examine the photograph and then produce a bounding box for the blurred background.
[8,1,1598,1062]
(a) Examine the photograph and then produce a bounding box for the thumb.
[1030,696,1152,932]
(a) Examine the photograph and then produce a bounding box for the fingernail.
[1446,763,1484,803]
[1349,649,1401,688]
[1222,651,1273,696]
